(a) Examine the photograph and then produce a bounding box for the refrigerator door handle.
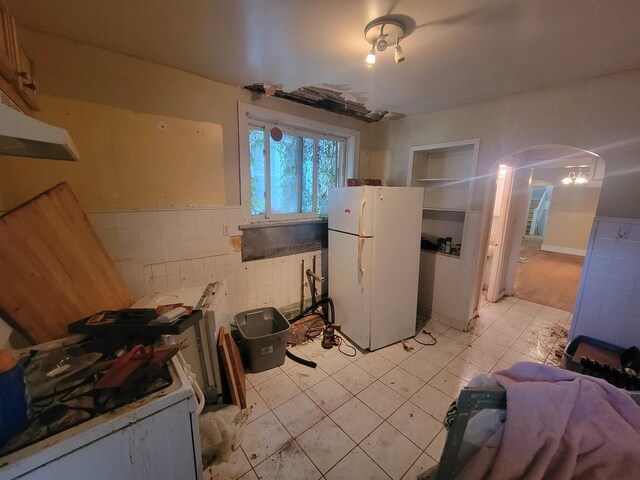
[358,237,366,285]
[358,196,367,237]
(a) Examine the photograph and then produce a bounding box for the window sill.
[239,217,327,231]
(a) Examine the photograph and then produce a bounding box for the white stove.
[0,355,202,480]
[132,281,231,402]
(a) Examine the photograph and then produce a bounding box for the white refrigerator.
[328,186,423,350]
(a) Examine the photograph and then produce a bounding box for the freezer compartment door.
[328,230,372,349]
[328,186,374,236]
[370,187,423,350]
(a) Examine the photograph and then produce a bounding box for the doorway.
[481,145,605,312]
[513,236,585,311]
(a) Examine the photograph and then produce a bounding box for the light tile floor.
[205,296,571,480]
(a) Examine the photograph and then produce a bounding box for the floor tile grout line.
[235,297,570,480]
[314,346,444,478]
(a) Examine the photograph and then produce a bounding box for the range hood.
[0,102,79,161]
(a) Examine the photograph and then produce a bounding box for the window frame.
[239,102,359,224]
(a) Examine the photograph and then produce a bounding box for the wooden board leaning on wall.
[0,182,133,344]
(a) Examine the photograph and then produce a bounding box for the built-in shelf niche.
[409,139,480,332]
[421,208,466,248]
[407,139,478,256]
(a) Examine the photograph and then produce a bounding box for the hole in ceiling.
[244,83,405,123]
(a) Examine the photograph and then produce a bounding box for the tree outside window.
[249,125,345,219]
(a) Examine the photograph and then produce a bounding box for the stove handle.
[178,351,206,415]
[167,336,205,415]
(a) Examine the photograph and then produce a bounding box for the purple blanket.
[458,362,640,480]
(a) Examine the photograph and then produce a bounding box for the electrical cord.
[414,330,437,346]
[304,317,326,340]
[334,335,357,357]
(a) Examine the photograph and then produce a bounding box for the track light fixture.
[394,38,405,63]
[365,44,376,67]
[364,16,407,67]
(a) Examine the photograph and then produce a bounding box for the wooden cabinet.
[14,43,38,109]
[0,2,16,80]
[0,0,38,111]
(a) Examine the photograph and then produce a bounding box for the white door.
[487,165,515,302]
[370,187,423,349]
[328,230,372,349]
[328,186,374,236]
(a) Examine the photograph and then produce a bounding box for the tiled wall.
[87,207,327,315]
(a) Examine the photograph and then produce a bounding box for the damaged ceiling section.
[244,83,405,123]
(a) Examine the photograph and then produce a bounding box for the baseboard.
[541,244,586,256]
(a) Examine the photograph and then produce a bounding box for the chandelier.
[561,169,589,185]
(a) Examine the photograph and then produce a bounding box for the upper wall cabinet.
[0,3,15,80]
[0,1,39,111]
[14,43,38,109]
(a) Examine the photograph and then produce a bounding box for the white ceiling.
[8,0,640,117]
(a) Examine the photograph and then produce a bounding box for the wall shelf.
[415,178,469,182]
[422,207,466,213]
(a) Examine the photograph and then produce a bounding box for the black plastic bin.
[563,335,640,405]
[235,307,290,373]
[562,335,624,372]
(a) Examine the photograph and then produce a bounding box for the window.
[239,103,359,222]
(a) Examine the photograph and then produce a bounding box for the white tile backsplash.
[89,206,326,314]
[137,211,159,228]
[160,225,180,243]
[114,211,138,229]
[178,210,197,225]
[88,212,115,230]
[158,210,178,226]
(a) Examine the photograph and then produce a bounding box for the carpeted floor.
[513,236,585,312]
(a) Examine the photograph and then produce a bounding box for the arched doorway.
[482,144,605,311]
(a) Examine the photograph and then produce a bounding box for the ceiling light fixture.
[561,169,589,185]
[394,38,405,63]
[365,45,376,67]
[364,16,407,67]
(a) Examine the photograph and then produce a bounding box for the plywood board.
[217,326,241,408]
[0,182,133,343]
[225,332,246,408]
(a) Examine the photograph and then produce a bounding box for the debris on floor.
[288,314,325,346]
[200,405,243,467]
[518,256,529,264]
[402,339,414,352]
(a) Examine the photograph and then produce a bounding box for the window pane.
[317,138,341,215]
[249,128,265,215]
[301,138,314,213]
[270,133,303,214]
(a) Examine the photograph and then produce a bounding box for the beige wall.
[0,28,374,211]
[373,69,640,313]
[0,96,226,210]
[529,168,601,254]
[375,68,640,219]
[543,185,600,253]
